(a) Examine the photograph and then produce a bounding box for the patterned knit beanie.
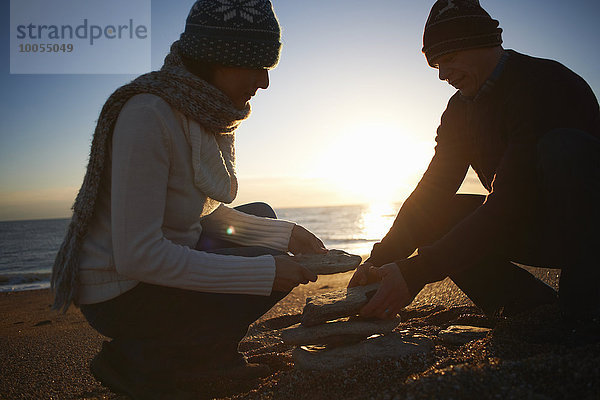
[179,0,282,69]
[422,0,502,67]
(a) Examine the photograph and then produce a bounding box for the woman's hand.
[273,255,318,292]
[288,225,327,255]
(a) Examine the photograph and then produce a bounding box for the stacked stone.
[282,251,491,370]
[292,249,363,276]
[281,282,433,370]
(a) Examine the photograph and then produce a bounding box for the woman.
[51,0,325,397]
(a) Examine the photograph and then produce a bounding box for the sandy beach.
[1,267,598,400]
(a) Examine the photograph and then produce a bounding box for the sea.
[0,203,401,292]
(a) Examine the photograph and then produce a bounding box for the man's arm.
[367,97,471,267]
[356,83,543,318]
[396,71,598,295]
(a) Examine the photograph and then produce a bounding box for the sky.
[1,0,599,221]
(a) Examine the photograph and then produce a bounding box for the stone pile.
[281,283,433,370]
[280,251,492,370]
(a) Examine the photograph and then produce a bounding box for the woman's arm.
[201,205,294,251]
[202,205,327,254]
[110,96,276,296]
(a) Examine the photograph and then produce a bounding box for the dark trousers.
[431,129,600,318]
[81,202,287,374]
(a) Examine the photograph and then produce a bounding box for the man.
[349,0,600,322]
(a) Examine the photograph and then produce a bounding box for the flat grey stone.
[293,250,362,275]
[292,332,433,371]
[281,318,400,346]
[438,325,491,345]
[301,283,380,327]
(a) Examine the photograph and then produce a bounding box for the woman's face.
[211,66,270,109]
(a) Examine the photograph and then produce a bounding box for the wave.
[0,272,52,285]
[324,238,375,245]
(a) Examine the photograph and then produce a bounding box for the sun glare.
[338,201,399,256]
[311,121,432,204]
[360,201,397,241]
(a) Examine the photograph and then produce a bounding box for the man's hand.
[359,263,413,319]
[273,255,318,292]
[288,225,327,255]
[348,262,380,287]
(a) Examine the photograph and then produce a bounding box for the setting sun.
[309,121,433,204]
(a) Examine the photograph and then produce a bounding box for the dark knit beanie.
[180,0,282,69]
[422,0,502,67]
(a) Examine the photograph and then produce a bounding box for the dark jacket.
[368,50,600,295]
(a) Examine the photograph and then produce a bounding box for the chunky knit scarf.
[51,41,250,312]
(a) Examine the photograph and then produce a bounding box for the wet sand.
[1,267,598,399]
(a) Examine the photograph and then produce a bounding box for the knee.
[537,129,575,167]
[234,202,277,219]
[536,128,599,179]
[445,194,486,225]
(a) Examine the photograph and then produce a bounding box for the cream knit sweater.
[77,94,294,304]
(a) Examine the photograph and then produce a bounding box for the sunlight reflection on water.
[359,202,397,241]
[278,202,399,257]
